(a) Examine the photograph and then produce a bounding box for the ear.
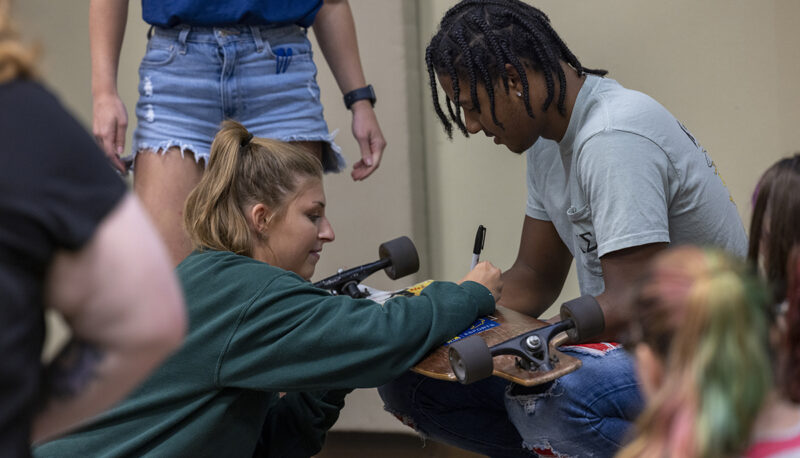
[634,343,664,400]
[248,203,272,234]
[504,63,523,93]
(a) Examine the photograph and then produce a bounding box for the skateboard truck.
[314,236,420,298]
[448,295,605,384]
[498,320,573,373]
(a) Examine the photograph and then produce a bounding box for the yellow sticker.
[400,279,434,296]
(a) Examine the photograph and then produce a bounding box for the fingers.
[113,119,129,175]
[93,123,113,157]
[350,108,387,181]
[351,131,385,180]
[458,261,503,301]
[94,122,127,174]
[350,136,372,180]
[92,94,129,174]
[350,159,377,181]
[115,119,127,157]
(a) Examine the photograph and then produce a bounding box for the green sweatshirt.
[35,250,494,457]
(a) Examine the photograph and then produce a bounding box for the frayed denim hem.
[132,140,207,170]
[280,128,345,173]
[132,130,345,174]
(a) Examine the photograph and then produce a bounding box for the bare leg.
[133,147,204,266]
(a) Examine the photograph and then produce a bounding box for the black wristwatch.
[343,84,376,110]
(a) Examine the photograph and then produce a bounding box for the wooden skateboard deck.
[368,281,582,386]
[412,305,581,386]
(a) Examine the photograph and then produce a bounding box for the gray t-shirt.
[526,75,747,295]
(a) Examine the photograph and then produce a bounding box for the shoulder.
[177,251,314,323]
[179,250,291,279]
[579,77,677,141]
[591,77,665,115]
[571,78,677,164]
[0,79,69,122]
[178,250,305,294]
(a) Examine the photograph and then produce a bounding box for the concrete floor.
[316,432,484,458]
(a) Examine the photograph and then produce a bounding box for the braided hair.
[426,0,607,138]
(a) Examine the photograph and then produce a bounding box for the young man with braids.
[378,1,747,456]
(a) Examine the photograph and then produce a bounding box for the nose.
[319,216,335,243]
[464,111,481,135]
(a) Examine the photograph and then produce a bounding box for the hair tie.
[241,132,254,147]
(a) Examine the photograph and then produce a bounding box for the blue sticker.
[445,316,500,345]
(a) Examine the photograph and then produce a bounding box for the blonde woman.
[35,120,502,457]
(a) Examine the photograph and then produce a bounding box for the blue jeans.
[132,24,344,171]
[378,347,643,458]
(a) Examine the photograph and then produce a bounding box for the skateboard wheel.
[448,336,493,384]
[378,236,420,280]
[560,295,605,342]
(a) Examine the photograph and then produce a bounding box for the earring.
[516,91,522,97]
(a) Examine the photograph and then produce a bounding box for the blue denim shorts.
[132,24,344,172]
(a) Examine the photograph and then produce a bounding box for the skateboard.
[372,283,604,386]
[415,305,580,386]
[315,236,605,386]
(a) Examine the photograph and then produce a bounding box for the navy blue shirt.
[142,0,323,27]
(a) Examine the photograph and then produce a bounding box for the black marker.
[470,225,486,269]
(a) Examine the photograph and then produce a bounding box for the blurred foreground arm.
[33,195,186,443]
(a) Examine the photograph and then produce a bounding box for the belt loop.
[178,25,190,55]
[250,25,265,53]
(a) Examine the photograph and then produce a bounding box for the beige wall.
[16,0,800,435]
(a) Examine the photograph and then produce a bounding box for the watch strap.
[343,84,376,110]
